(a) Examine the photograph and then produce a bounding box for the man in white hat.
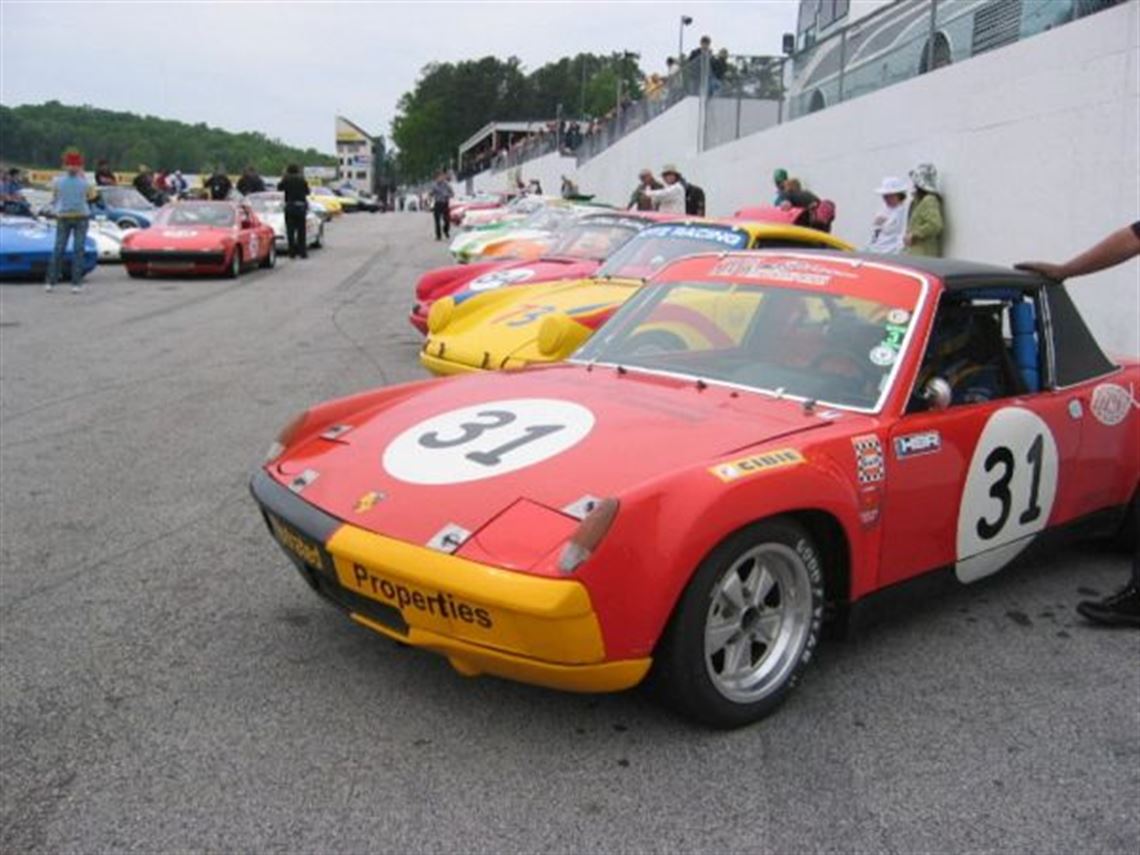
[865,176,909,254]
[638,163,687,214]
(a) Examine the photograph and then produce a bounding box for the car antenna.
[695,378,707,390]
[616,364,627,375]
[802,398,816,414]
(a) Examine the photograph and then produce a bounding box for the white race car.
[14,190,129,263]
[246,192,324,250]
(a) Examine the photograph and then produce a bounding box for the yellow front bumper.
[325,525,650,693]
[419,349,485,376]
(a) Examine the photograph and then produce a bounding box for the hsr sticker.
[956,408,1058,583]
[468,268,536,292]
[382,399,595,484]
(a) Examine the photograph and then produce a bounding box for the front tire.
[127,267,147,279]
[261,242,276,269]
[652,518,824,728]
[227,248,242,279]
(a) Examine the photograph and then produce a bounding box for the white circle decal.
[869,345,896,367]
[886,308,911,325]
[956,407,1058,583]
[382,398,595,485]
[468,268,535,292]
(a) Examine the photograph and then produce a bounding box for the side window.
[910,289,1042,411]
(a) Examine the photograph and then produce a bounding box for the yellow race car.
[307,188,347,216]
[421,219,852,375]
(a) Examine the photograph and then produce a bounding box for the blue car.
[91,186,158,229]
[0,216,98,281]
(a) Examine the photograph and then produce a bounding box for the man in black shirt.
[236,166,266,196]
[277,164,310,259]
[207,167,232,201]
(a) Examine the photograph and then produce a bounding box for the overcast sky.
[1,0,799,154]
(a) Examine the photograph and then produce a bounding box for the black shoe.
[1076,584,1140,627]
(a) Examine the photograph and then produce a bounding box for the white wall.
[569,1,1139,356]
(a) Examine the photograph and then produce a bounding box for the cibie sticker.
[468,268,536,292]
[886,308,911,325]
[956,408,1058,583]
[710,448,804,482]
[852,435,885,484]
[382,399,595,485]
[1090,382,1137,427]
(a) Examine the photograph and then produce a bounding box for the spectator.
[0,167,23,201]
[772,168,789,205]
[629,168,662,210]
[206,167,232,201]
[47,150,94,294]
[639,164,686,213]
[865,176,909,254]
[689,35,726,93]
[94,160,117,186]
[528,179,543,195]
[154,171,169,202]
[1016,222,1140,628]
[133,165,158,203]
[237,165,266,196]
[168,170,188,198]
[904,162,944,257]
[277,163,310,259]
[561,175,579,199]
[429,171,454,241]
[780,177,819,221]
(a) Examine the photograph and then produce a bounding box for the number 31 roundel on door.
[956,407,1059,583]
[382,399,596,485]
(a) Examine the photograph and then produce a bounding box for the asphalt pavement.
[1,213,1137,853]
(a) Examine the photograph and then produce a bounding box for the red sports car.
[121,201,276,278]
[449,193,511,226]
[409,212,671,334]
[252,251,1138,727]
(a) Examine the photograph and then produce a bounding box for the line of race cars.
[0,181,377,281]
[253,194,1139,727]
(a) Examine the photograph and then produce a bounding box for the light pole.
[678,14,693,62]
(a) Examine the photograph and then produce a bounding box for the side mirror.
[538,312,588,357]
[922,377,952,411]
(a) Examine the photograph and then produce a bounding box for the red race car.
[121,200,276,278]
[409,212,669,334]
[252,251,1138,727]
[449,193,511,226]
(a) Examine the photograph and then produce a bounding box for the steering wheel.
[809,349,883,389]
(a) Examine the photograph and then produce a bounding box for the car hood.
[270,364,828,562]
[126,226,232,247]
[424,276,639,370]
[1,222,97,253]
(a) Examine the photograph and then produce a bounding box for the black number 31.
[976,434,1044,540]
[418,410,565,467]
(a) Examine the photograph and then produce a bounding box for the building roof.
[458,120,560,156]
[335,115,374,143]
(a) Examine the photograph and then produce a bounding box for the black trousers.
[433,202,450,239]
[285,206,307,257]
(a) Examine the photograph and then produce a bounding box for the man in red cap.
[47,150,94,293]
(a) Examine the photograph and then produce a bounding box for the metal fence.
[478,0,1125,170]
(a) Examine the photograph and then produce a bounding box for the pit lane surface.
[1,213,1136,853]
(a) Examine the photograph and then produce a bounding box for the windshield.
[247,194,284,214]
[156,204,235,228]
[595,224,749,280]
[99,187,154,210]
[547,217,642,260]
[575,270,923,411]
[507,196,544,214]
[517,207,576,232]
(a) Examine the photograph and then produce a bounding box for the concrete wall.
[567,1,1139,356]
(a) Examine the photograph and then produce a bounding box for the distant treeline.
[0,101,336,174]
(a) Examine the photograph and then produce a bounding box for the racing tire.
[261,242,276,269]
[652,517,824,728]
[127,267,147,279]
[312,225,323,249]
[117,218,140,230]
[227,248,242,279]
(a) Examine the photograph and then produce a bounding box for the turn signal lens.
[558,498,620,574]
[265,410,308,463]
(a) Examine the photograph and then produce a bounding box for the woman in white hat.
[865,176,909,254]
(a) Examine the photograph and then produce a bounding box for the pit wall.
[553,1,1137,356]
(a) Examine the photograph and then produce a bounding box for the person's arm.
[1016,223,1140,281]
[642,183,681,202]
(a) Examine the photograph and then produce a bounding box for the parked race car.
[16,190,132,263]
[449,203,589,264]
[308,188,346,217]
[410,211,670,334]
[120,200,276,278]
[91,186,159,229]
[252,251,1138,727]
[422,219,852,375]
[0,216,98,280]
[335,187,383,212]
[459,194,553,230]
[449,193,511,226]
[246,192,324,250]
